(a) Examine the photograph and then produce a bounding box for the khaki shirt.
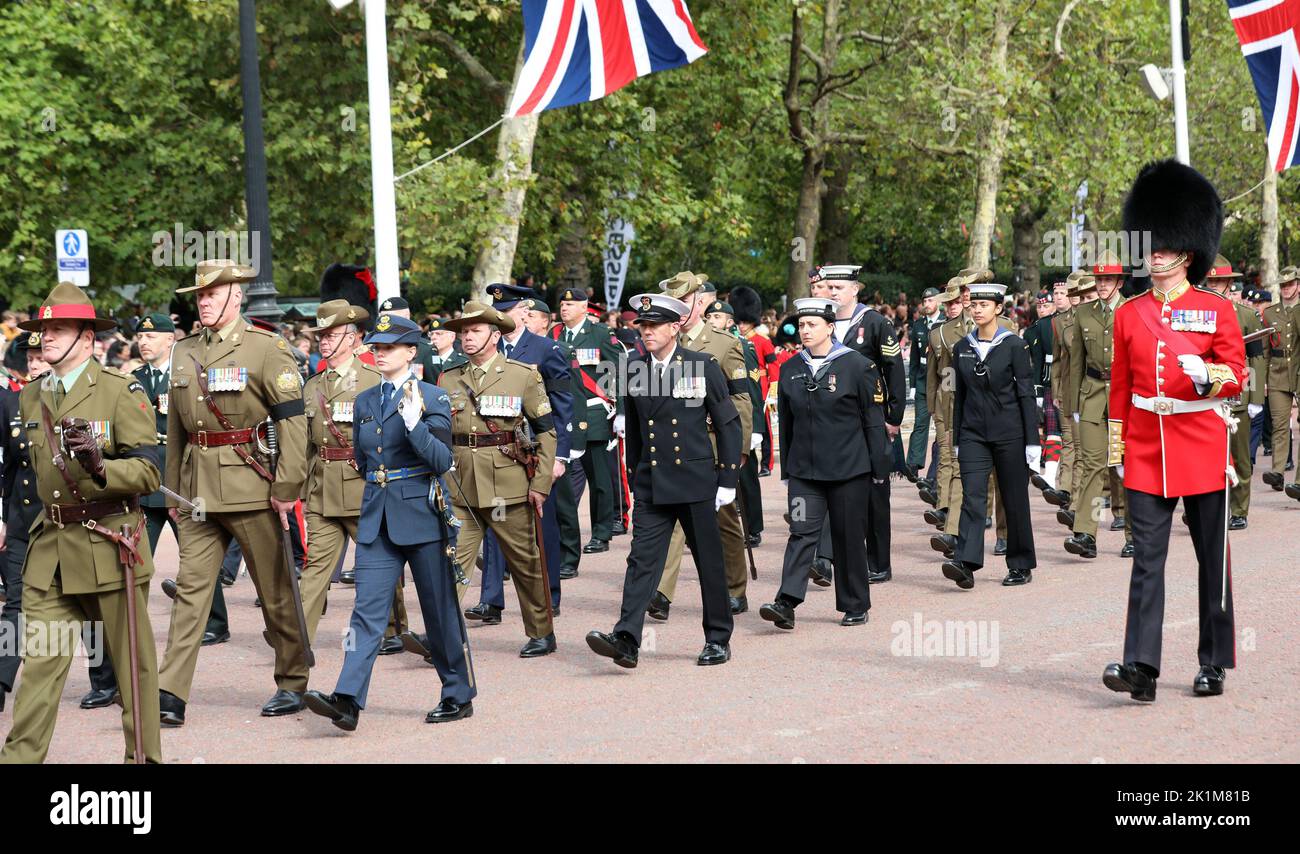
[165,317,308,512]
[680,320,752,462]
[20,360,161,594]
[1234,303,1267,410]
[302,355,381,516]
[1263,301,1299,394]
[1051,307,1079,414]
[1069,295,1125,424]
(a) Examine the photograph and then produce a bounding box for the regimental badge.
[731,367,746,380]
[477,394,522,417]
[207,367,249,392]
[41,306,53,320]
[276,338,287,350]
[141,317,155,330]
[376,315,392,332]
[381,300,393,311]
[537,398,552,415]
[1170,309,1216,333]
[576,347,600,366]
[275,366,300,392]
[157,393,169,415]
[641,295,652,310]
[332,400,354,423]
[672,377,707,399]
[827,374,837,393]
[564,290,574,301]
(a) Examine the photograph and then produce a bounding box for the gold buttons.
[197,420,203,427]
[377,446,382,453]
[672,419,678,424]
[651,460,658,466]
[674,446,680,452]
[22,499,29,505]
[649,433,655,439]
[672,432,678,438]
[650,447,655,452]
[675,459,681,465]
[53,489,60,498]
[648,419,654,426]
[22,479,29,486]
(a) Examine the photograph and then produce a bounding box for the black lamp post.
[238,0,281,321]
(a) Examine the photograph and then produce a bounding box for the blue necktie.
[503,341,514,359]
[381,381,394,415]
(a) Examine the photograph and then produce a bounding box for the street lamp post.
[238,0,281,321]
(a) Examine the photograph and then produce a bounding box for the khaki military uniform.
[300,356,408,645]
[1,360,162,764]
[1262,300,1299,476]
[1051,306,1080,507]
[159,317,310,702]
[439,353,557,639]
[1230,303,1266,516]
[656,319,752,602]
[1068,295,1130,539]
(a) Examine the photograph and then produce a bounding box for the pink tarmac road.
[7,467,1297,763]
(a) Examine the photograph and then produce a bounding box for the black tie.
[503,341,514,359]
[381,381,394,411]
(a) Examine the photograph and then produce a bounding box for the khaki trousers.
[453,501,553,639]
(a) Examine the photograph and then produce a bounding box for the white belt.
[1045,354,1054,364]
[1131,394,1225,416]
[919,356,927,365]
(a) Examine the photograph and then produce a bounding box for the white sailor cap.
[793,297,837,322]
[630,292,690,324]
[968,282,1008,302]
[808,264,862,284]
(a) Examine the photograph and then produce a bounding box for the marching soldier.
[920,279,964,514]
[1262,266,1299,492]
[1,283,162,763]
[907,287,944,479]
[1064,252,1133,559]
[705,298,765,547]
[1043,272,1086,510]
[426,315,466,384]
[438,302,558,658]
[647,273,752,619]
[1024,288,1060,492]
[586,293,741,668]
[1204,260,1266,528]
[1104,159,1243,702]
[158,259,310,725]
[759,298,890,629]
[553,288,621,554]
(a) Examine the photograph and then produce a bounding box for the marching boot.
[261,689,305,716]
[647,591,671,621]
[1001,568,1032,586]
[1103,662,1157,702]
[1262,471,1283,490]
[728,595,748,615]
[1063,532,1097,558]
[759,598,796,630]
[993,537,1007,556]
[586,630,638,668]
[867,567,891,583]
[1285,482,1300,501]
[464,603,503,624]
[696,642,731,666]
[1192,665,1225,697]
[425,699,474,723]
[930,533,957,558]
[1228,515,1247,531]
[519,633,557,658]
[941,559,975,590]
[303,691,360,731]
[809,558,833,587]
[1056,509,1075,529]
[378,635,404,655]
[923,508,947,529]
[159,690,186,727]
[1120,539,1135,558]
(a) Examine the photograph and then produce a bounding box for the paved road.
[7,460,1297,763]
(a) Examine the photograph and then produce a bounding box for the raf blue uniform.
[475,287,573,617]
[330,368,474,712]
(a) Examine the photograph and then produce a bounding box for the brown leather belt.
[46,497,140,527]
[453,432,514,448]
[319,446,355,461]
[189,427,258,448]
[1086,366,1111,381]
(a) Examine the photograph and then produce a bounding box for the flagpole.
[1169,0,1190,164]
[362,0,401,303]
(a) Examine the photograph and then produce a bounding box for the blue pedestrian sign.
[55,228,89,287]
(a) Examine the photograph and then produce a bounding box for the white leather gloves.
[1025,445,1042,470]
[1178,354,1209,386]
[715,486,736,511]
[613,414,625,437]
[750,433,764,451]
[399,382,423,431]
[1248,403,1263,419]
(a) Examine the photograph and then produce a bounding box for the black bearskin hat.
[1121,159,1224,286]
[773,314,800,348]
[320,263,377,326]
[728,285,763,325]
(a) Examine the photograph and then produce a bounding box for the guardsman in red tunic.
[1103,160,1246,703]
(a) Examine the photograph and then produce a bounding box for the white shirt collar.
[651,343,678,369]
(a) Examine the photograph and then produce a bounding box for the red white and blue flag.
[507,0,708,117]
[1228,0,1300,171]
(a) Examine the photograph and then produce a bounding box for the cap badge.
[640,296,652,310]
[381,300,392,311]
[141,317,154,330]
[376,315,391,332]
[41,306,53,320]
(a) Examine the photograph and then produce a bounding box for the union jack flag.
[507,0,708,117]
[1229,0,1300,171]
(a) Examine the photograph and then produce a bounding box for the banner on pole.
[603,215,634,310]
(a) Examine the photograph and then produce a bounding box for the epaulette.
[1192,285,1229,301]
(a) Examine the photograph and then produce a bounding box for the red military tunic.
[1108,281,1246,497]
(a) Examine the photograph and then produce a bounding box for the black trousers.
[576,440,614,541]
[779,476,869,613]
[614,497,732,647]
[554,464,582,572]
[816,477,890,573]
[0,536,26,692]
[1123,488,1235,675]
[955,438,1035,571]
[608,443,629,529]
[737,450,764,535]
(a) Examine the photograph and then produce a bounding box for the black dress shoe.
[1001,568,1032,586]
[220,572,236,587]
[1286,482,1300,501]
[993,537,1007,556]
[611,522,628,536]
[261,689,305,716]
[339,569,356,584]
[903,464,920,483]
[1056,509,1075,528]
[1181,512,1190,526]
[161,578,178,600]
[1103,662,1156,702]
[646,591,671,622]
[759,466,772,477]
[809,558,833,587]
[1110,516,1126,531]
[941,560,974,590]
[840,611,867,626]
[1044,489,1070,508]
[919,488,939,508]
[559,565,579,580]
[758,600,795,630]
[425,699,474,723]
[867,567,892,584]
[1064,532,1098,558]
[1120,540,1135,558]
[378,635,404,655]
[303,690,361,731]
[1030,473,1051,492]
[923,508,947,528]
[582,538,609,554]
[201,629,231,646]
[728,595,748,615]
[930,533,956,557]
[984,516,992,529]
[1262,471,1283,489]
[1192,664,1225,696]
[464,603,503,624]
[744,532,762,548]
[696,642,731,666]
[159,690,186,727]
[586,630,638,668]
[552,604,561,617]
[917,477,936,492]
[1228,515,1247,530]
[400,631,433,662]
[519,633,557,658]
[79,687,119,709]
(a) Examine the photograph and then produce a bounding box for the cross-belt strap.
[191,353,274,483]
[317,389,358,470]
[40,402,85,503]
[85,516,146,570]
